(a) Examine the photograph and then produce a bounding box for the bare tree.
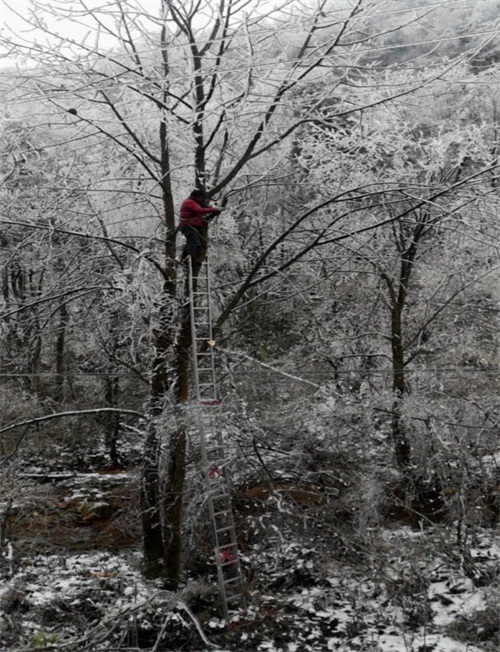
[2,0,498,589]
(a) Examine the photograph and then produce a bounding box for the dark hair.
[190,188,207,201]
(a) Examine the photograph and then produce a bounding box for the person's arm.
[186,198,221,216]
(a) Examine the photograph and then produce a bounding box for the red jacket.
[179,198,219,228]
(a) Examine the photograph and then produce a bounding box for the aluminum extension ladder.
[186,256,246,622]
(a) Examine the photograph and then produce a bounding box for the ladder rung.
[226,594,244,603]
[223,577,241,586]
[207,462,228,471]
[211,499,232,508]
[211,497,231,506]
[210,494,229,509]
[207,463,226,469]
[206,458,226,467]
[210,491,231,500]
[207,469,227,477]
[205,466,226,479]
[208,475,226,483]
[209,485,230,494]
[216,526,236,535]
[209,487,230,495]
[213,510,231,519]
[210,482,230,491]
[206,459,226,467]
[221,558,239,567]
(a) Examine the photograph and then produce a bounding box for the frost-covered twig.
[217,345,320,388]
[150,591,217,650]
[0,408,145,438]
[31,589,216,652]
[175,596,217,648]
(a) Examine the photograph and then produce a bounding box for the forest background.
[1,0,500,650]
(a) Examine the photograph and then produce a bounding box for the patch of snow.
[481,450,500,470]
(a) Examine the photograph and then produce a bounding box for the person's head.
[190,188,208,204]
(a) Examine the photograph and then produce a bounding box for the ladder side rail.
[187,256,202,404]
[187,257,246,622]
[204,257,214,341]
[200,259,218,402]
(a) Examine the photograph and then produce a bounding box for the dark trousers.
[180,224,208,262]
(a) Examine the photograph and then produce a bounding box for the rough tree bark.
[382,208,432,469]
[140,8,178,579]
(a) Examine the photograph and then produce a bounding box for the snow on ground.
[231,528,500,652]
[1,473,498,651]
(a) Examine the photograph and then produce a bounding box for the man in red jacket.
[179,189,223,264]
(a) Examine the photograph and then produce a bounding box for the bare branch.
[0,407,145,437]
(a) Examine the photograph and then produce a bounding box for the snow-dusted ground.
[1,525,498,651]
[230,529,500,652]
[0,465,499,651]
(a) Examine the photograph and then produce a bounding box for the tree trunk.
[55,301,69,401]
[141,419,166,578]
[390,301,411,468]
[141,12,184,582]
[104,374,120,466]
[162,268,198,589]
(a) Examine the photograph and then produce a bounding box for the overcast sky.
[0,0,164,68]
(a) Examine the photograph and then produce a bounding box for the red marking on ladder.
[220,547,235,563]
[209,465,223,478]
[200,399,222,406]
